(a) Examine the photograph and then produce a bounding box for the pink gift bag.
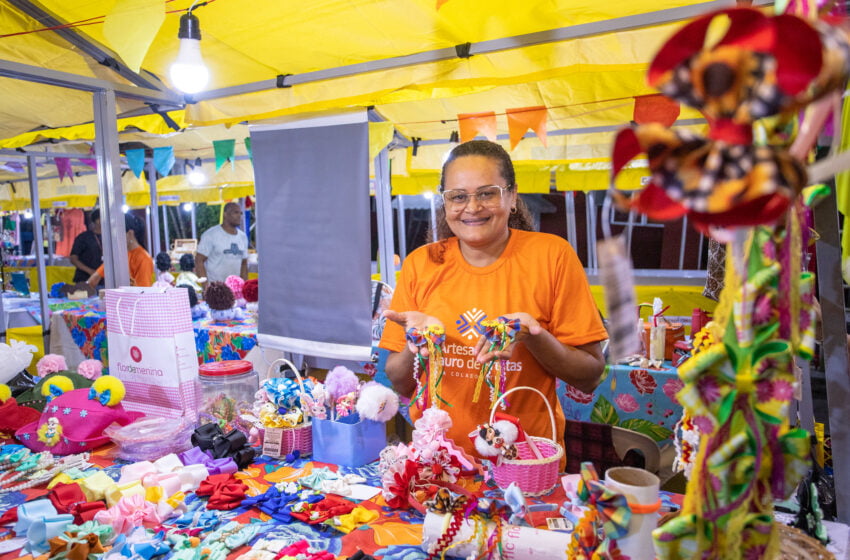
[106,287,202,420]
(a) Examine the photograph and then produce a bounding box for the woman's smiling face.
[441,155,516,252]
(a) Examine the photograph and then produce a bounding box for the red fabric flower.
[629,369,657,394]
[384,459,421,509]
[565,384,594,404]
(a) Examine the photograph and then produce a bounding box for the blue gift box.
[311,412,386,467]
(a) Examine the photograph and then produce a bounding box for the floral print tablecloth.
[59,305,258,367]
[557,363,683,443]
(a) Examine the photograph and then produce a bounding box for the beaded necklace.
[0,453,90,494]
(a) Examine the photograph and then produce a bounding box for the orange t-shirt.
[96,246,154,287]
[379,229,607,459]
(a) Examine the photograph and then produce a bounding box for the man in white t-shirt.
[196,202,249,283]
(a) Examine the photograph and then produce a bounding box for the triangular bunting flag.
[153,146,175,177]
[244,137,252,161]
[103,0,165,73]
[214,139,236,171]
[436,0,451,8]
[506,106,548,150]
[55,158,74,183]
[633,94,680,127]
[458,112,497,143]
[125,149,145,178]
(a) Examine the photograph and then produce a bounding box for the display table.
[557,362,683,443]
[48,305,258,369]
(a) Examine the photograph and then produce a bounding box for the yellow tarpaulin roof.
[0,0,716,202]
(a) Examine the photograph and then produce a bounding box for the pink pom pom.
[225,275,245,300]
[36,354,67,377]
[77,359,103,380]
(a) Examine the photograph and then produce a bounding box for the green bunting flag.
[244,137,252,161]
[214,139,236,171]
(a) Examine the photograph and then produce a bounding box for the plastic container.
[199,360,259,433]
[312,413,386,467]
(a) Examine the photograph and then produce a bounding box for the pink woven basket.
[260,358,313,457]
[489,386,563,497]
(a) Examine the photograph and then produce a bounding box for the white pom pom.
[355,383,399,422]
[492,420,518,446]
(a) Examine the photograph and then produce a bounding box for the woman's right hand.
[383,310,444,357]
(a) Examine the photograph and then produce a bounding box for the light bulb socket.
[178,12,202,40]
[449,131,459,144]
[194,157,203,167]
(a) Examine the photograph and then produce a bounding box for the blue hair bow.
[88,387,111,406]
[46,384,64,402]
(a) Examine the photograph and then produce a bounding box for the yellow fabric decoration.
[105,480,145,507]
[332,506,379,534]
[103,0,165,73]
[166,492,186,508]
[79,471,117,502]
[145,486,164,504]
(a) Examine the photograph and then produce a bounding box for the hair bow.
[87,387,111,406]
[405,325,445,347]
[577,463,632,541]
[46,384,65,403]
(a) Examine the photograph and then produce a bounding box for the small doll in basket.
[154,252,175,288]
[176,253,205,295]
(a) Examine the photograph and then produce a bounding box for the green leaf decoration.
[591,395,620,426]
[620,418,674,442]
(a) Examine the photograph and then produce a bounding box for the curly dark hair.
[427,140,533,263]
[179,253,195,272]
[155,252,171,272]
[177,284,198,307]
[204,281,234,310]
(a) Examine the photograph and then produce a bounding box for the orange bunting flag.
[458,112,498,143]
[633,94,680,127]
[506,106,548,150]
[437,0,451,8]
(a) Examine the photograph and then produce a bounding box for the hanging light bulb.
[169,11,209,94]
[188,157,205,186]
[22,209,32,219]
[182,202,194,212]
[122,204,130,213]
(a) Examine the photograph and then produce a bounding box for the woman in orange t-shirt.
[380,140,608,460]
[87,213,154,288]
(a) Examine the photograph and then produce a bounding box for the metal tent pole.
[45,210,54,266]
[565,191,578,249]
[429,195,438,243]
[93,90,130,288]
[190,204,198,240]
[163,205,170,251]
[812,188,850,523]
[26,158,49,348]
[396,195,407,263]
[148,161,161,257]
[374,149,396,288]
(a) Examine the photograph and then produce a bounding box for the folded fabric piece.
[105,480,146,508]
[48,482,106,524]
[290,495,356,524]
[76,470,116,502]
[93,493,163,534]
[241,485,323,523]
[189,424,257,469]
[168,494,220,530]
[196,473,248,510]
[118,461,158,485]
[13,499,75,556]
[104,527,171,560]
[331,506,379,534]
[179,447,238,475]
[153,453,184,473]
[48,530,105,560]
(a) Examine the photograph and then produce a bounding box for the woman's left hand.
[473,312,542,364]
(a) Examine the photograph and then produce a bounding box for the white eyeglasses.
[441,185,512,210]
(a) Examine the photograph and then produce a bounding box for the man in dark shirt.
[69,209,102,283]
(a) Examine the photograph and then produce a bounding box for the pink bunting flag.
[55,158,74,183]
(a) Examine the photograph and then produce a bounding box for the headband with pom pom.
[204,282,235,311]
[356,383,399,423]
[89,376,125,407]
[225,275,245,300]
[243,279,259,303]
[36,354,68,377]
[41,375,74,401]
[77,359,103,380]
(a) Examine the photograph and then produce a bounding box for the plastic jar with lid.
[198,360,259,432]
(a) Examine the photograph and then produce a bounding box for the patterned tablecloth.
[557,363,684,443]
[57,304,258,367]
[0,444,686,560]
